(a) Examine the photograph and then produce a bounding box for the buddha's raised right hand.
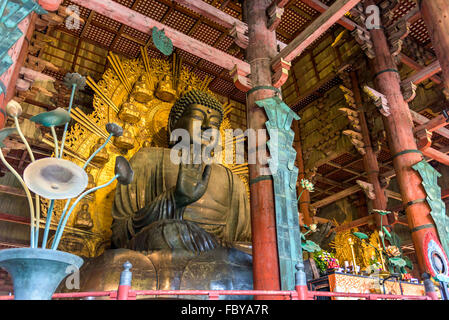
[174,145,212,208]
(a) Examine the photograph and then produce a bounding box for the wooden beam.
[311,185,361,209]
[385,189,402,201]
[400,54,443,85]
[0,212,30,226]
[414,114,449,134]
[0,185,27,198]
[410,110,449,140]
[311,184,401,208]
[70,0,251,75]
[174,0,246,30]
[301,0,359,31]
[334,215,375,233]
[273,0,362,65]
[401,60,442,86]
[174,0,287,50]
[421,147,449,166]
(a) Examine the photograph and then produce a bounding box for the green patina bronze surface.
[255,96,302,291]
[152,27,173,56]
[413,160,449,258]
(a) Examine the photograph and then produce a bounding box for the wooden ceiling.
[37,0,435,106]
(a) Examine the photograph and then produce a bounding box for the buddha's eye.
[192,115,204,121]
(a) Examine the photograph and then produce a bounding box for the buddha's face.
[173,103,221,148]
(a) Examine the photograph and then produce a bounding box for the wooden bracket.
[267,3,284,32]
[386,19,410,57]
[230,65,252,92]
[271,58,291,88]
[351,27,375,59]
[343,129,366,155]
[356,180,376,200]
[363,85,390,117]
[401,80,417,103]
[415,129,433,151]
[230,23,248,49]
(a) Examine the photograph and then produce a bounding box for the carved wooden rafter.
[271,58,291,88]
[339,83,366,155]
[356,180,376,200]
[401,81,417,103]
[386,18,410,59]
[351,27,375,59]
[230,23,249,49]
[267,3,284,32]
[230,64,252,92]
[415,129,433,151]
[363,85,391,117]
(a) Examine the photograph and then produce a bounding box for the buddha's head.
[168,90,223,147]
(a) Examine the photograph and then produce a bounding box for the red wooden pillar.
[366,0,441,274]
[0,13,37,128]
[292,120,313,226]
[350,71,388,227]
[420,0,449,95]
[244,0,281,298]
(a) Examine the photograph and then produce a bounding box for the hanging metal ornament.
[152,27,173,56]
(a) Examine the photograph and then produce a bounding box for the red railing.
[0,286,433,300]
[0,262,438,300]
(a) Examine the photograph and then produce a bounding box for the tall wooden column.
[244,0,281,297]
[366,0,441,273]
[292,120,313,226]
[420,0,449,95]
[350,71,388,227]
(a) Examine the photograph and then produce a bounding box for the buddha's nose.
[201,119,212,131]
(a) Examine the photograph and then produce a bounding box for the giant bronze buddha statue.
[72,90,253,298]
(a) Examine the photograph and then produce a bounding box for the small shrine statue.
[114,124,135,150]
[131,74,153,103]
[155,74,176,102]
[73,203,94,230]
[118,97,140,124]
[85,167,96,190]
[90,138,109,166]
[74,90,252,296]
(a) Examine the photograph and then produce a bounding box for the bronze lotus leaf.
[106,123,124,137]
[114,156,134,185]
[0,128,17,148]
[64,72,87,90]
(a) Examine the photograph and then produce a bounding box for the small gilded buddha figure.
[155,74,176,102]
[118,97,140,124]
[74,90,252,297]
[131,74,153,103]
[90,138,109,166]
[73,203,94,230]
[85,167,96,190]
[113,123,135,150]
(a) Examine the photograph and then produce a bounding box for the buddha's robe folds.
[111,147,251,251]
